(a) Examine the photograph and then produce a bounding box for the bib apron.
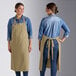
[10,19,29,71]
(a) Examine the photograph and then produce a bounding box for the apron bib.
[10,19,29,71]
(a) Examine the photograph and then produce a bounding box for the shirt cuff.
[28,35,32,39]
[38,37,42,40]
[63,34,69,38]
[7,38,11,41]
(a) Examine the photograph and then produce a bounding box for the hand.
[59,37,66,43]
[28,39,32,53]
[8,46,12,53]
[59,39,64,43]
[8,41,12,53]
[28,44,32,53]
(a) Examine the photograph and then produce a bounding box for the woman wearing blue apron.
[38,2,70,76]
[7,3,32,76]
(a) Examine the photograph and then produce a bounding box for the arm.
[59,37,66,43]
[7,19,12,53]
[8,41,11,53]
[26,17,32,52]
[38,19,44,50]
[29,39,32,52]
[60,19,70,43]
[39,40,41,51]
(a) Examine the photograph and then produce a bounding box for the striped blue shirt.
[38,14,70,40]
[7,15,32,41]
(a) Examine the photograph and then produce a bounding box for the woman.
[7,3,32,76]
[38,2,70,76]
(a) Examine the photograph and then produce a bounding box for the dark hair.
[15,2,24,12]
[46,2,59,14]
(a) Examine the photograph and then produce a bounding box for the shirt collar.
[15,15,24,20]
[49,13,55,17]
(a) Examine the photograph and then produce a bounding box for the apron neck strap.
[13,17,26,25]
[23,17,26,23]
[13,18,17,25]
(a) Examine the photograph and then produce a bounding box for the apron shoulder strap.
[23,17,26,24]
[23,17,27,27]
[13,18,17,25]
[13,16,26,25]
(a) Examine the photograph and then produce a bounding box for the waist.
[42,35,59,40]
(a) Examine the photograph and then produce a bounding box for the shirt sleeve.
[26,17,32,39]
[38,18,44,40]
[7,19,12,41]
[61,19,70,38]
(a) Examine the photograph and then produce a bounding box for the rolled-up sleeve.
[38,18,44,40]
[7,19,12,41]
[27,17,32,39]
[61,19,70,38]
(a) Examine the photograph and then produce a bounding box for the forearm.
[29,39,32,46]
[59,37,67,43]
[8,41,10,48]
[39,40,41,50]
[39,40,41,46]
[28,39,32,52]
[62,37,66,42]
[8,40,12,53]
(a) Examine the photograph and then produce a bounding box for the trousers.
[40,39,59,76]
[15,71,28,76]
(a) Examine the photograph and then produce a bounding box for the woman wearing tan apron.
[38,3,70,76]
[7,3,32,76]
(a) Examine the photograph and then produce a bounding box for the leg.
[40,40,48,76]
[23,71,28,76]
[15,71,21,76]
[50,39,59,76]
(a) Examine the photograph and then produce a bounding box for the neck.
[16,14,22,19]
[48,13,54,16]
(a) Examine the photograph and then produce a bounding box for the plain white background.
[0,0,76,76]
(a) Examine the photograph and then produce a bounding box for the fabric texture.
[40,39,59,76]
[39,35,61,71]
[10,19,29,71]
[7,15,32,41]
[15,71,28,76]
[38,14,70,40]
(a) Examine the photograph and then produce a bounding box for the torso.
[42,14,62,38]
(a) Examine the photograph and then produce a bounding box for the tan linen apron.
[39,35,61,71]
[10,19,29,71]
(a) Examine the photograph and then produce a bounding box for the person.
[7,2,32,76]
[38,2,70,76]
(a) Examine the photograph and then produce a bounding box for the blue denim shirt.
[7,15,32,41]
[38,14,70,40]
